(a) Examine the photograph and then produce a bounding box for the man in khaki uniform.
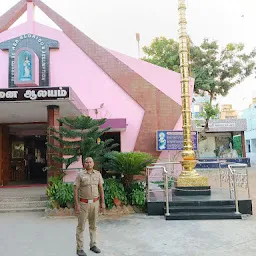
[74,157,105,256]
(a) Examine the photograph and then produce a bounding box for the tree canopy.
[142,37,256,103]
[47,115,118,169]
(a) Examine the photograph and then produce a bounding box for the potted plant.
[113,197,121,207]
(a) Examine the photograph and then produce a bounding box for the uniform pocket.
[92,177,99,185]
[81,177,90,185]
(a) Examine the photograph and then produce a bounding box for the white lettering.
[0,92,5,98]
[0,91,18,99]
[37,90,47,98]
[58,89,67,97]
[47,90,57,97]
[24,90,37,100]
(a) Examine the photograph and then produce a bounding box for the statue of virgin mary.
[23,55,31,78]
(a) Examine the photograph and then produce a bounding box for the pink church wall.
[33,22,145,155]
[0,11,195,183]
[0,21,145,154]
[110,50,195,176]
[110,50,194,106]
[0,20,145,182]
[33,22,146,182]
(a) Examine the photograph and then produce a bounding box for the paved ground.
[1,212,256,256]
[1,167,256,255]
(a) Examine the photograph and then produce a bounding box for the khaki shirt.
[74,169,104,200]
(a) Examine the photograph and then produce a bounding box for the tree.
[142,37,256,131]
[143,37,256,103]
[196,102,219,130]
[47,115,118,169]
[191,39,256,104]
[142,37,180,72]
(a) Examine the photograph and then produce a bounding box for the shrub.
[103,151,154,188]
[46,175,74,208]
[128,181,146,208]
[103,178,127,209]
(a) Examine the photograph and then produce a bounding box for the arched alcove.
[15,48,39,87]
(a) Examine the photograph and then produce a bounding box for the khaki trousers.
[76,200,99,250]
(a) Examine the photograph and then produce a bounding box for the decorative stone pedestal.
[175,159,210,196]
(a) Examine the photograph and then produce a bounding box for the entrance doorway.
[9,124,47,185]
[101,132,121,152]
[100,132,121,178]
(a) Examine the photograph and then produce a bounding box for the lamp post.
[136,33,141,59]
[177,0,208,187]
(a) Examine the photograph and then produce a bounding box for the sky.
[1,0,256,111]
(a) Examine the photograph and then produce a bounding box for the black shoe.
[90,246,101,253]
[77,249,87,256]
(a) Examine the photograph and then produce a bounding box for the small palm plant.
[103,151,154,189]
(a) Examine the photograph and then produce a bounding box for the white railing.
[146,161,250,216]
[227,163,249,214]
[146,161,181,217]
[146,165,170,216]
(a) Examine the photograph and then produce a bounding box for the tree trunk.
[199,93,214,141]
[122,175,134,190]
[209,95,213,105]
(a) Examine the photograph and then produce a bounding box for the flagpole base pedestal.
[175,159,210,195]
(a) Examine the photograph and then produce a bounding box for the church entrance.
[9,124,47,185]
[100,132,121,179]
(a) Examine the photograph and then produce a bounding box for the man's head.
[83,157,94,171]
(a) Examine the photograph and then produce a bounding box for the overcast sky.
[1,0,256,111]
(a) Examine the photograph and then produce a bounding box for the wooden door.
[0,126,10,186]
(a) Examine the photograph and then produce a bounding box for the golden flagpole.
[177,0,208,187]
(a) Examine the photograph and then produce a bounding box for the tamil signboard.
[156,130,198,151]
[0,87,70,101]
[207,119,247,132]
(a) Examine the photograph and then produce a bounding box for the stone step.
[0,207,46,213]
[165,212,242,220]
[0,196,47,202]
[0,200,47,209]
[169,200,235,207]
[167,205,236,213]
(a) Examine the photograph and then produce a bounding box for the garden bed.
[45,205,135,217]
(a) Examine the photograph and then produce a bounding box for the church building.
[0,0,192,186]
